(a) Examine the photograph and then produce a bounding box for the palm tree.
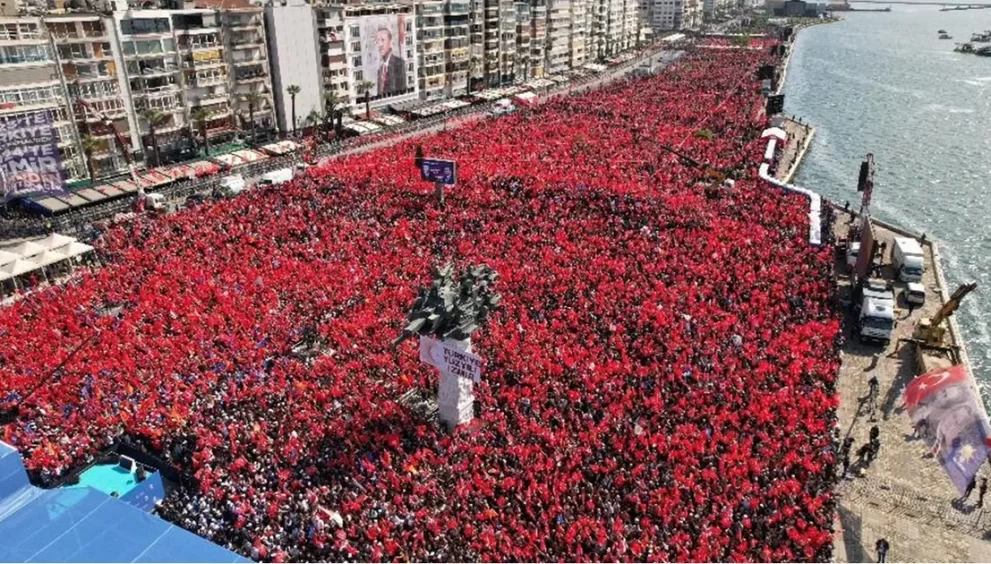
[358,80,374,118]
[323,90,340,135]
[286,84,301,137]
[243,92,262,145]
[191,107,213,156]
[305,108,322,136]
[79,135,100,182]
[140,109,167,166]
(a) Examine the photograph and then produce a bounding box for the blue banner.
[1,110,66,202]
[420,158,457,185]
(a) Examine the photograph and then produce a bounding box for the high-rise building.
[311,1,418,114]
[263,0,321,131]
[46,13,133,178]
[643,0,699,31]
[411,0,444,99]
[0,16,87,181]
[219,4,274,139]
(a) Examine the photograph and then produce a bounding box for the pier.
[774,27,991,561]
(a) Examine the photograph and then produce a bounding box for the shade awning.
[31,197,71,214]
[9,240,46,258]
[75,188,108,203]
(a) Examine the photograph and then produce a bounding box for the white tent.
[33,249,70,268]
[36,233,76,252]
[9,240,46,258]
[0,250,19,266]
[761,127,787,141]
[65,241,95,259]
[1,259,36,279]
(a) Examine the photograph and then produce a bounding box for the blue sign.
[0,110,66,203]
[420,158,457,185]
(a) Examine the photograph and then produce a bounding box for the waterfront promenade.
[774,30,991,558]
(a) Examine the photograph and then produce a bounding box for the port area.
[828,214,991,562]
[771,126,991,560]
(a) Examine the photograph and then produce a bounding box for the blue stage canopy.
[0,441,247,563]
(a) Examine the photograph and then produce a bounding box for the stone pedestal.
[437,338,474,430]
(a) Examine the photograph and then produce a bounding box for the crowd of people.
[0,42,842,562]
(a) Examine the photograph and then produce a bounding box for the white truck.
[258,168,294,187]
[219,174,246,195]
[856,278,896,345]
[892,236,924,282]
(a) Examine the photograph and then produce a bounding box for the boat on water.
[971,31,991,42]
[939,29,948,33]
[940,32,953,39]
[955,42,975,53]
[976,45,991,56]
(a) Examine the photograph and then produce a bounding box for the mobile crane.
[897,282,978,373]
[75,95,169,212]
[73,95,138,184]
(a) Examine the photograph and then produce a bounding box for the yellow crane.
[913,282,977,347]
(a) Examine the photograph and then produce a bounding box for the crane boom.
[931,282,977,328]
[74,96,138,183]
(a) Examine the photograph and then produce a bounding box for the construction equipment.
[73,95,138,183]
[913,282,977,347]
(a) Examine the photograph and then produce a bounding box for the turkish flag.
[904,364,968,410]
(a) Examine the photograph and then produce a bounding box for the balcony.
[174,26,221,36]
[232,57,266,67]
[227,19,263,30]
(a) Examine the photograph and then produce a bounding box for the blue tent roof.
[0,441,248,563]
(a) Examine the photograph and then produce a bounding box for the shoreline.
[778,21,991,562]
[778,19,982,412]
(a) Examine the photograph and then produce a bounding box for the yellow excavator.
[914,282,977,346]
[900,282,977,373]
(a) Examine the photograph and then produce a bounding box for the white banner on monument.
[419,335,482,383]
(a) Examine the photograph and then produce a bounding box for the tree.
[79,135,100,182]
[243,92,262,145]
[140,109,167,167]
[191,107,213,156]
[286,84,301,137]
[324,90,340,136]
[358,80,374,118]
[305,108,322,134]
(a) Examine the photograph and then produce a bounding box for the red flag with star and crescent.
[904,364,969,411]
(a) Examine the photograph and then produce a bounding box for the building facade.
[0,17,87,182]
[263,0,320,132]
[643,0,700,31]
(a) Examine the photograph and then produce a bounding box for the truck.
[855,278,897,344]
[220,174,245,193]
[892,236,924,282]
[258,168,294,187]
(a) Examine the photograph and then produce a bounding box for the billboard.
[1,110,66,203]
[359,14,415,101]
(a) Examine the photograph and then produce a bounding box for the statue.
[395,263,501,430]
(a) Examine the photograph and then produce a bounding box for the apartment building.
[46,13,133,178]
[264,0,319,131]
[412,0,444,99]
[315,4,351,109]
[220,5,273,139]
[512,0,529,79]
[644,0,700,31]
[0,17,86,181]
[441,0,468,96]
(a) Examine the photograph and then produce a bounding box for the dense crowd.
[0,44,841,562]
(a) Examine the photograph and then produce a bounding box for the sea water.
[783,4,991,402]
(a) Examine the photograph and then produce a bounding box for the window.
[120,18,170,36]
[350,41,361,52]
[0,44,51,64]
[406,35,412,45]
[18,23,40,39]
[163,38,175,52]
[351,56,361,67]
[408,62,414,72]
[48,21,77,38]
[353,69,363,82]
[0,84,62,108]
[350,25,360,36]
[82,21,104,37]
[123,41,136,56]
